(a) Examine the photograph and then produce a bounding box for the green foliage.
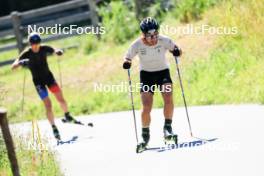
[98,1,139,44]
[147,0,167,22]
[0,137,9,173]
[182,0,264,104]
[173,0,220,22]
[84,35,100,55]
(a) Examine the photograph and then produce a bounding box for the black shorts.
[140,69,173,94]
[33,73,60,100]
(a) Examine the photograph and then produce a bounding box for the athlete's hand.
[123,60,131,69]
[55,49,64,56]
[11,62,20,70]
[171,46,182,57]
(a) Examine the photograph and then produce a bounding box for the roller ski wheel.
[164,134,178,145]
[136,142,148,153]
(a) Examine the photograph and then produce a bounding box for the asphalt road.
[13,105,264,176]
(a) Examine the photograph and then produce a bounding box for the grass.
[0,134,61,176]
[183,0,264,104]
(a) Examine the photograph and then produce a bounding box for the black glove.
[56,49,63,56]
[171,46,182,57]
[123,61,131,69]
[18,59,29,67]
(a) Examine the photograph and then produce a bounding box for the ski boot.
[136,142,148,153]
[62,113,93,127]
[52,125,61,144]
[62,112,78,123]
[163,126,178,145]
[136,128,150,153]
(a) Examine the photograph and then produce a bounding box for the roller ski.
[62,112,93,127]
[163,126,178,145]
[136,128,150,153]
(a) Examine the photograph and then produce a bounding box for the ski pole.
[21,69,26,119]
[127,69,139,144]
[57,56,63,88]
[174,56,193,137]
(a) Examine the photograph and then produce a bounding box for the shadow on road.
[146,138,218,153]
[58,136,79,145]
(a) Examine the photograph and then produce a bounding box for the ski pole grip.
[0,108,21,176]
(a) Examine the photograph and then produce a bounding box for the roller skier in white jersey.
[122,17,182,153]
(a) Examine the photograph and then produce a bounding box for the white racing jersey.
[124,35,176,72]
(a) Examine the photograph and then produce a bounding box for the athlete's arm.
[11,58,29,70]
[165,37,182,57]
[122,40,138,69]
[12,50,29,70]
[43,45,63,56]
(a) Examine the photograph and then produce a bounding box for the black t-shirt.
[19,45,55,80]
